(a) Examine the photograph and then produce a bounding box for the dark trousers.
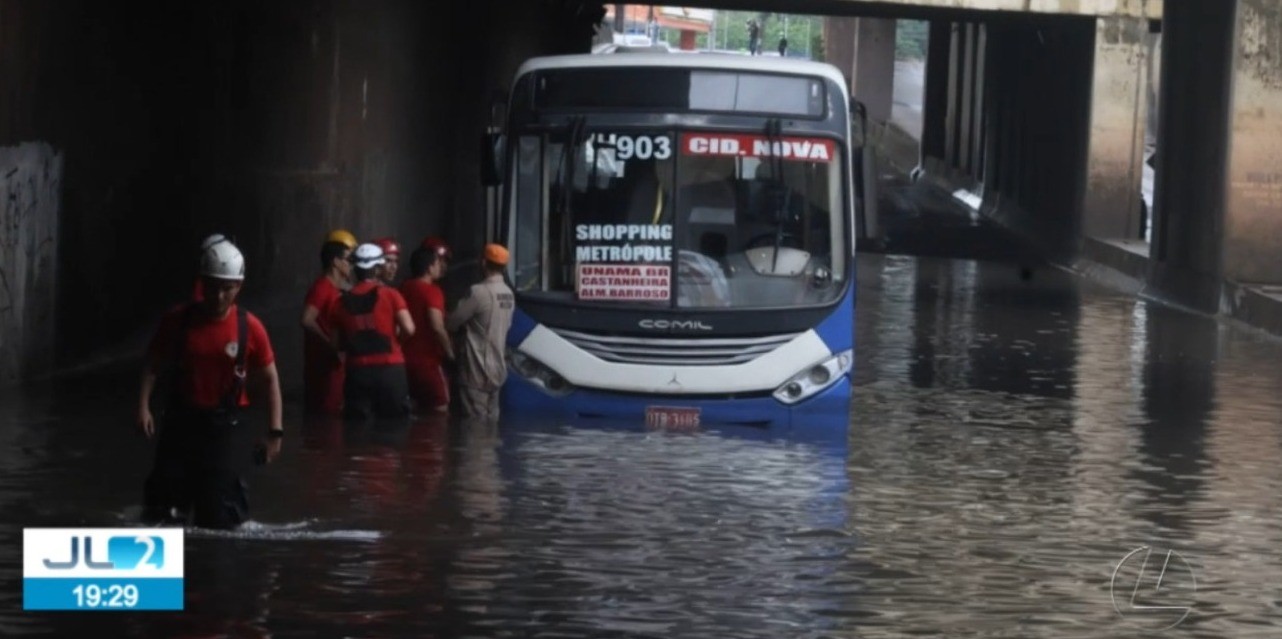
[343,364,410,422]
[142,406,249,529]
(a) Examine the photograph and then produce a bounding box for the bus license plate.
[645,406,701,431]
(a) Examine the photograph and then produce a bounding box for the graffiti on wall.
[0,142,63,384]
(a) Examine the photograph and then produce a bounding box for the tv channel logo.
[24,528,184,611]
[40,534,166,571]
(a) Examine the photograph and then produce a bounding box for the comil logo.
[638,319,713,331]
[24,528,184,611]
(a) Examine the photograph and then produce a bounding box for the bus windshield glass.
[510,127,847,310]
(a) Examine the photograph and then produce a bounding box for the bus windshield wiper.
[555,116,588,285]
[764,117,792,274]
[556,116,588,220]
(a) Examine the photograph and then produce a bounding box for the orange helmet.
[375,237,401,257]
[421,236,452,259]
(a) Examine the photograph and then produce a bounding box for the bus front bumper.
[500,373,851,439]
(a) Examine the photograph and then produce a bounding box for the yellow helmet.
[325,229,357,249]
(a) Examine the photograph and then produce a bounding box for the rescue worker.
[191,233,229,302]
[328,242,416,421]
[301,229,356,415]
[137,239,283,529]
[375,237,401,284]
[400,242,455,413]
[447,243,515,420]
[421,236,452,269]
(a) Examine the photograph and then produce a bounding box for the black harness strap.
[166,303,248,414]
[221,307,249,412]
[340,287,393,357]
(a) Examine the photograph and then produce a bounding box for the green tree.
[896,20,928,60]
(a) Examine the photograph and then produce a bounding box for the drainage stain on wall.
[0,142,62,384]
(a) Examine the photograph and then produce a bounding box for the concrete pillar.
[1148,0,1236,312]
[851,18,896,126]
[920,20,952,168]
[1082,16,1150,241]
[956,23,976,175]
[1224,0,1282,285]
[821,17,857,93]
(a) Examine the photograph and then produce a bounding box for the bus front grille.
[550,328,802,366]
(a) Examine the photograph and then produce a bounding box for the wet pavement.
[3,190,1282,637]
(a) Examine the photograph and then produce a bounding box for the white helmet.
[200,233,229,251]
[200,240,246,281]
[352,242,386,269]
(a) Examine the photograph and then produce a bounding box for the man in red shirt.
[328,243,416,421]
[301,232,355,415]
[401,243,455,413]
[137,240,284,529]
[375,237,401,284]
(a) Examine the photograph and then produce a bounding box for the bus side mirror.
[481,92,507,187]
[851,101,868,148]
[481,130,505,187]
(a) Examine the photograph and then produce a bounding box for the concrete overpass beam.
[920,19,987,188]
[972,19,1095,261]
[1082,17,1150,241]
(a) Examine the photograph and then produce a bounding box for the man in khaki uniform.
[447,243,515,419]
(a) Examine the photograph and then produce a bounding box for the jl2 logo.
[42,535,165,571]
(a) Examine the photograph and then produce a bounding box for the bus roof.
[513,52,850,104]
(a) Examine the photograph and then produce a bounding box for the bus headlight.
[508,348,574,397]
[773,349,852,405]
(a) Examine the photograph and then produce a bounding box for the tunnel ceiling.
[660,0,1162,20]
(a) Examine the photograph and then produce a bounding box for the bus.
[481,50,873,434]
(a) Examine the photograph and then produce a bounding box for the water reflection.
[2,252,1282,637]
[1135,304,1216,535]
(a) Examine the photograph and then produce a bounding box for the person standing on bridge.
[747,19,761,55]
[447,243,515,420]
[137,239,283,529]
[328,242,416,421]
[301,229,356,416]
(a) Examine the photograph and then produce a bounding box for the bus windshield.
[510,126,847,310]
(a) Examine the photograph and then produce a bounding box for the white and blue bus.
[482,50,872,433]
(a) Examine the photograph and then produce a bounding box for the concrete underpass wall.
[1081,16,1150,241]
[0,0,602,380]
[920,14,1095,263]
[1225,0,1282,287]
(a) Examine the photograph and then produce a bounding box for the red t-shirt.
[303,275,343,358]
[400,278,446,362]
[147,303,275,409]
[328,281,408,367]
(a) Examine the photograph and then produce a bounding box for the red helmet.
[375,237,401,257]
[421,236,451,259]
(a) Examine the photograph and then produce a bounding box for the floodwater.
[3,248,1282,638]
